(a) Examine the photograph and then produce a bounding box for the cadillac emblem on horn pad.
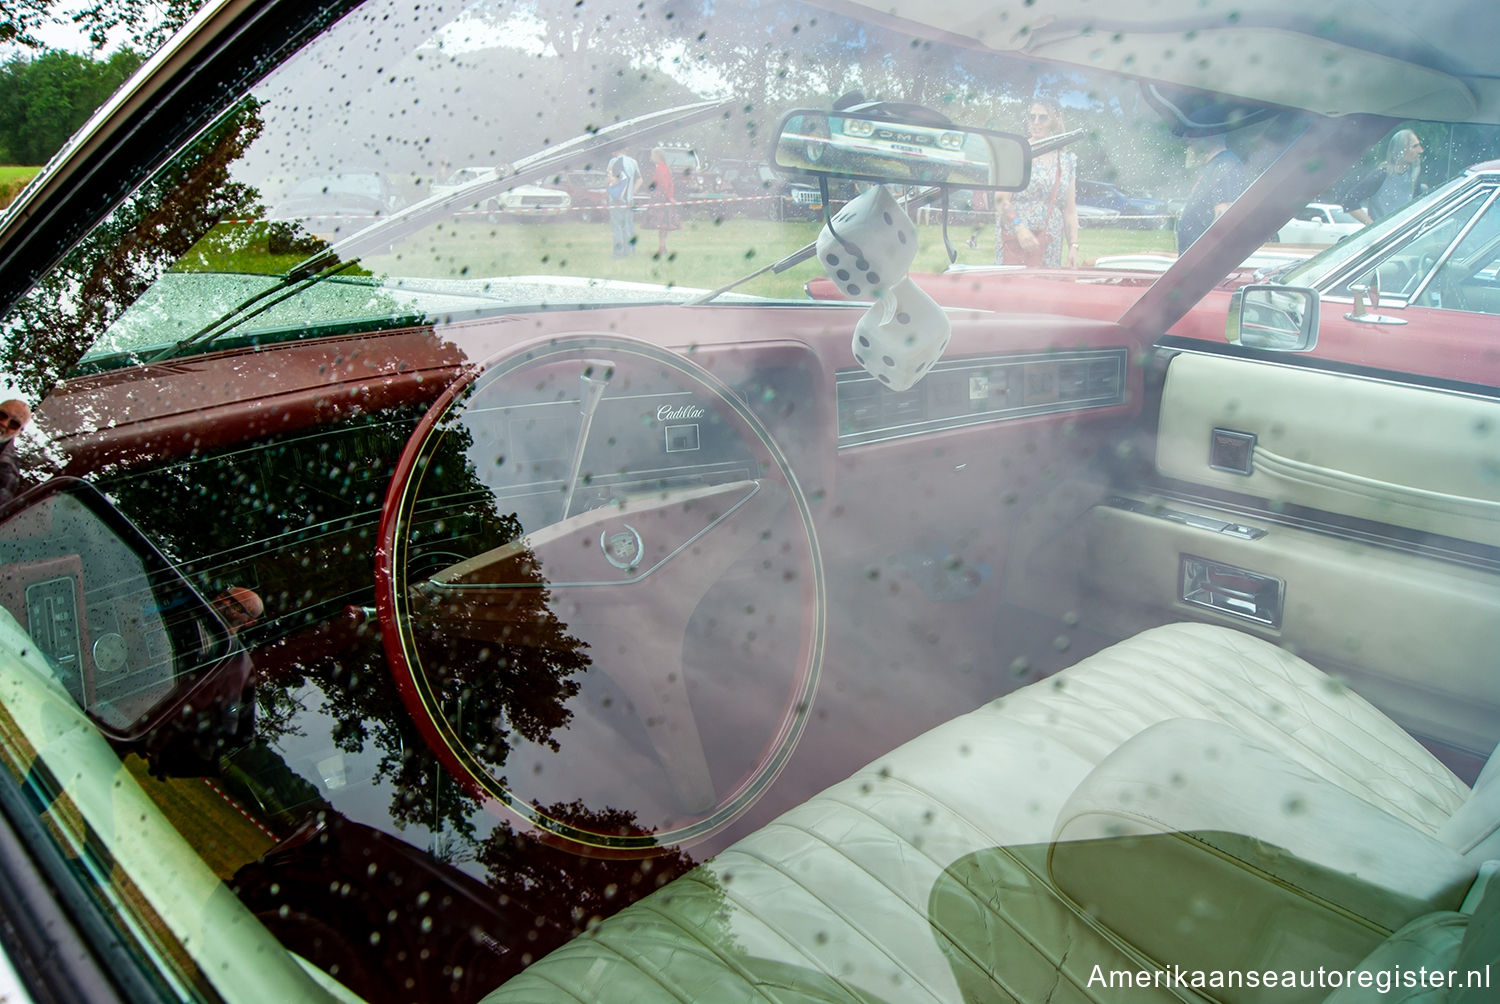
[601,524,644,570]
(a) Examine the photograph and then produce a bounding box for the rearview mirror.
[0,478,254,775]
[1226,284,1320,351]
[773,109,1030,189]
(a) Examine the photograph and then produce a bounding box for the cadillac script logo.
[657,403,706,421]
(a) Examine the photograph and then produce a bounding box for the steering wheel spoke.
[425,478,780,590]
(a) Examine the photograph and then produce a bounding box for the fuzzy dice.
[817,186,951,391]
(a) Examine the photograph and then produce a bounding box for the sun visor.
[1021,26,1477,121]
[835,1,1479,122]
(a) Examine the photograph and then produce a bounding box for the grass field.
[0,166,41,210]
[195,213,1177,301]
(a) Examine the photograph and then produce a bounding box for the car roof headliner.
[834,0,1500,124]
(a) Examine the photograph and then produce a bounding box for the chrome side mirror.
[1225,284,1320,351]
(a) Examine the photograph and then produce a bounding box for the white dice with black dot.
[850,277,951,391]
[815,186,918,300]
[817,186,950,391]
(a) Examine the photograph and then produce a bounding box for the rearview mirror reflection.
[773,110,1030,190]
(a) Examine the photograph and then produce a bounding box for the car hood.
[806,264,1251,303]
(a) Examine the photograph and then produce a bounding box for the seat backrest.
[1319,864,1499,1004]
[1438,742,1500,862]
[1451,868,1500,1004]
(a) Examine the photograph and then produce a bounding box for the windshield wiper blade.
[148,99,736,362]
[322,99,735,265]
[146,258,362,363]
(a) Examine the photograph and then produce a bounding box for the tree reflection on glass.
[99,401,593,849]
[98,407,428,640]
[227,426,590,847]
[0,98,269,398]
[476,800,703,950]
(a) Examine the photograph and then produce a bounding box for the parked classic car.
[714,158,777,196]
[0,1,1496,1003]
[1274,201,1365,245]
[429,166,500,200]
[430,167,571,220]
[550,170,610,221]
[1076,178,1172,227]
[267,170,406,250]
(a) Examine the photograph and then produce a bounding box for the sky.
[1,1,170,58]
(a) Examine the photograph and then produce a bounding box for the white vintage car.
[430,167,571,220]
[1274,202,1366,245]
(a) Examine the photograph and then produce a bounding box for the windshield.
[0,0,1343,392]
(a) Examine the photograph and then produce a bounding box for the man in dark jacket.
[1177,135,1247,253]
[0,398,31,507]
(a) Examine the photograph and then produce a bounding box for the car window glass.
[1412,189,1500,311]
[1329,187,1489,300]
[0,0,1316,398]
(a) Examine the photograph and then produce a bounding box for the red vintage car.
[808,162,1500,387]
[551,169,611,222]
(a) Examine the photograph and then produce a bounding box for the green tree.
[0,49,143,164]
[63,0,205,52]
[2,0,205,52]
[0,97,265,397]
[0,0,48,47]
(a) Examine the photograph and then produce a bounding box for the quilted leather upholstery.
[1048,719,1474,989]
[481,624,1477,1004]
[986,624,1469,833]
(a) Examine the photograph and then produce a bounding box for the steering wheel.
[1435,272,1471,311]
[375,334,824,853]
[1416,253,1439,288]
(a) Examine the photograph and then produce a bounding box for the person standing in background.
[0,398,31,508]
[1176,134,1247,253]
[645,148,680,257]
[606,147,642,257]
[995,97,1078,267]
[1343,129,1424,225]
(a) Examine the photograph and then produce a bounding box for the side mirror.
[772,109,1030,190]
[1226,284,1320,351]
[0,478,253,775]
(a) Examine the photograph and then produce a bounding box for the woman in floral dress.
[995,97,1079,267]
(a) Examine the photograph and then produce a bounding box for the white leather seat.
[482,623,1488,1004]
